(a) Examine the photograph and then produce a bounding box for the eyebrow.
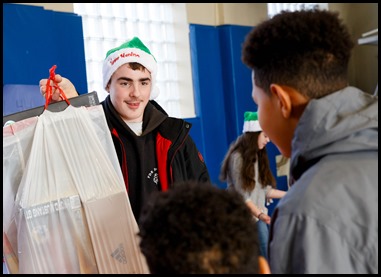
[117,77,151,82]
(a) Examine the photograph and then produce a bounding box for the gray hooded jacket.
[268,86,378,274]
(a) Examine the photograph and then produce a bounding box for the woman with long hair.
[220,111,287,260]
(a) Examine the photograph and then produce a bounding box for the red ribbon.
[44,65,71,109]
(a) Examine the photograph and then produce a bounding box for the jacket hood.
[102,96,167,135]
[291,86,378,172]
[142,100,167,135]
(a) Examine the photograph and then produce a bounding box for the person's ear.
[258,256,271,274]
[270,84,292,119]
[270,84,309,120]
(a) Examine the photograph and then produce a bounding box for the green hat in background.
[242,111,262,133]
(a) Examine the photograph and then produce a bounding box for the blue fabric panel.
[189,24,229,188]
[3,85,44,116]
[218,25,257,144]
[3,3,87,95]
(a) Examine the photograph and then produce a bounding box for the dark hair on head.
[128,62,147,72]
[220,132,276,192]
[138,181,260,274]
[242,9,354,99]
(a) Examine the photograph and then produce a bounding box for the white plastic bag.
[3,116,38,274]
[13,105,148,274]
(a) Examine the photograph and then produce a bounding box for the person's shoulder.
[227,151,242,167]
[230,150,241,159]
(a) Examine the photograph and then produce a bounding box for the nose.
[129,83,141,97]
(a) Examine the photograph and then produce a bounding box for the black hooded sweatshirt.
[101,96,210,221]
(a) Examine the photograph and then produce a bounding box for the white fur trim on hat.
[243,120,262,133]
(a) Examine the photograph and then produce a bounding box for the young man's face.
[251,71,292,157]
[107,64,152,123]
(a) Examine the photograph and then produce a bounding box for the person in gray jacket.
[241,9,378,274]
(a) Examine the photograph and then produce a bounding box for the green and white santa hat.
[242,111,262,133]
[102,36,160,99]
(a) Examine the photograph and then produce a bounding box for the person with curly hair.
[241,9,378,274]
[220,111,287,261]
[138,181,271,274]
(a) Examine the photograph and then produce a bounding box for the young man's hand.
[39,74,79,101]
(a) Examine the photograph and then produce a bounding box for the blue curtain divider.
[3,3,88,114]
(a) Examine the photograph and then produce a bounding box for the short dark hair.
[138,181,260,274]
[242,9,354,99]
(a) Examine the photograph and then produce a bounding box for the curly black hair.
[138,181,260,274]
[242,9,354,99]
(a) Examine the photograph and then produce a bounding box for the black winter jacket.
[102,96,210,221]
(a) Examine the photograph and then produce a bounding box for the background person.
[220,111,287,260]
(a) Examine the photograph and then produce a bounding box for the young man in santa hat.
[39,37,210,222]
